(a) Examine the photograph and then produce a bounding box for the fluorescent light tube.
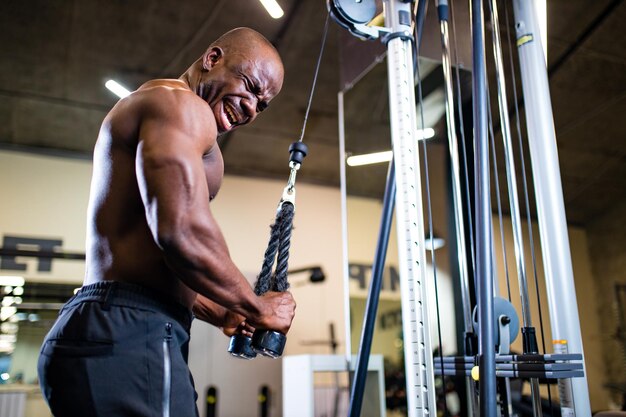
[346,128,436,167]
[260,0,284,19]
[105,79,131,98]
[347,150,393,167]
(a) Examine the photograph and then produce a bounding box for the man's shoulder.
[134,79,204,111]
[129,79,217,136]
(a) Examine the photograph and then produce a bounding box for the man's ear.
[202,47,224,71]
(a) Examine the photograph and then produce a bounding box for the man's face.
[203,48,283,135]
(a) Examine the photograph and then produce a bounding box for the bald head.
[181,28,285,134]
[210,28,281,62]
[203,28,284,90]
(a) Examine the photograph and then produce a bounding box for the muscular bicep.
[136,120,210,244]
[132,88,221,245]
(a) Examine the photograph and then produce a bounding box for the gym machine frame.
[334,0,591,416]
[334,0,440,415]
[513,1,591,415]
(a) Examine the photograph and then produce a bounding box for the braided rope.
[254,209,283,295]
[273,202,294,292]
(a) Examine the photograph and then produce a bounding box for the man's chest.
[203,147,224,200]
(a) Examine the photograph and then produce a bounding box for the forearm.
[192,294,228,326]
[161,227,294,334]
[159,223,265,322]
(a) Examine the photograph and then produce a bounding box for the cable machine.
[332,0,437,415]
[331,0,591,416]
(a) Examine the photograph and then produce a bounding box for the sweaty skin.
[83,28,294,336]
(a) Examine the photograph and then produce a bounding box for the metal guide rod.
[489,0,532,331]
[434,6,478,417]
[383,0,436,414]
[489,2,544,416]
[471,0,497,415]
[489,215,500,297]
[337,91,353,364]
[512,1,591,415]
[487,97,510,299]
[448,0,477,281]
[435,0,473,336]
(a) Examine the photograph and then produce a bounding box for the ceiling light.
[259,0,284,19]
[415,127,435,140]
[105,79,131,98]
[347,150,393,167]
[0,306,17,321]
[0,276,24,287]
[424,236,445,251]
[1,296,22,307]
[346,128,436,167]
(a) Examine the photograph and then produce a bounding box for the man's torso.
[84,79,223,308]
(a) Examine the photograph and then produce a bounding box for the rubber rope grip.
[227,334,257,360]
[252,329,286,359]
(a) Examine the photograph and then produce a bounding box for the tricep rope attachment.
[227,142,308,360]
[228,10,326,361]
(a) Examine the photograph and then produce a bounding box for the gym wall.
[585,199,626,409]
[0,150,90,284]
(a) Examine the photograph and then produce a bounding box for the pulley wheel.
[472,296,520,346]
[328,0,377,27]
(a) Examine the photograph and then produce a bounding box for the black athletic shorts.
[38,281,198,417]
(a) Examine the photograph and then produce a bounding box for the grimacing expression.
[203,48,283,134]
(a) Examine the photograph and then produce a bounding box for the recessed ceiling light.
[105,79,131,98]
[259,0,284,19]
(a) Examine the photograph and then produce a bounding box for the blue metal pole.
[472,0,496,415]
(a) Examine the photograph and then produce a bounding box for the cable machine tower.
[331,0,591,415]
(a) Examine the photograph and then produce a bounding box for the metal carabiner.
[279,162,300,209]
